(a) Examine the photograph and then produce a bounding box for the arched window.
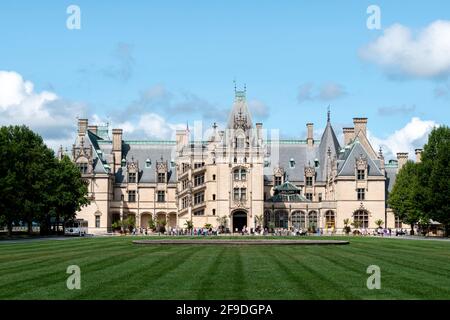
[291,211,306,229]
[353,210,369,228]
[308,211,318,228]
[325,210,335,229]
[275,210,288,229]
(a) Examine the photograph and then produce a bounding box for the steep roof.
[337,138,383,177]
[227,89,253,129]
[318,117,341,181]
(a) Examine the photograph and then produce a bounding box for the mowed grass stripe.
[1,237,449,299]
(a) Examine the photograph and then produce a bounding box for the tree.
[375,219,384,228]
[45,156,90,234]
[419,126,450,236]
[254,214,264,228]
[388,161,424,234]
[343,219,351,235]
[0,126,54,236]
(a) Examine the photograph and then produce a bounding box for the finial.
[244,83,246,92]
[379,146,383,156]
[327,105,331,122]
[233,79,237,93]
[212,122,217,130]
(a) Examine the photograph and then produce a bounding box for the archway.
[232,210,247,232]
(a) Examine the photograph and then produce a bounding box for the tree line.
[0,125,89,236]
[388,126,450,236]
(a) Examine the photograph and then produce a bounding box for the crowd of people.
[128,226,411,237]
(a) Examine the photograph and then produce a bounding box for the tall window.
[181,196,189,209]
[158,172,166,183]
[274,210,288,229]
[306,176,313,186]
[308,211,318,228]
[325,211,335,229]
[194,192,204,205]
[128,172,136,183]
[212,194,216,200]
[157,191,165,202]
[95,215,100,228]
[233,168,247,181]
[274,176,282,186]
[354,210,369,228]
[236,136,245,148]
[357,169,365,180]
[194,174,205,186]
[291,211,306,229]
[77,162,88,174]
[305,193,313,201]
[233,188,246,201]
[212,174,216,181]
[357,188,365,201]
[128,190,136,202]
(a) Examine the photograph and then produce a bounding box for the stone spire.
[227,83,253,130]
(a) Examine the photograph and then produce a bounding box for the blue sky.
[0,0,449,159]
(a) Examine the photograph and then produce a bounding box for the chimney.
[176,129,189,153]
[306,123,314,147]
[112,129,123,171]
[415,149,422,163]
[353,118,368,136]
[78,119,88,136]
[87,125,98,135]
[396,152,409,171]
[343,127,355,145]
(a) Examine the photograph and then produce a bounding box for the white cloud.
[248,99,269,119]
[368,117,438,160]
[297,82,346,103]
[360,20,450,78]
[0,71,86,150]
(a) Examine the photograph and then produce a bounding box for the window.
[306,176,313,186]
[291,211,306,229]
[95,215,100,228]
[325,211,335,229]
[289,158,295,168]
[305,193,313,201]
[121,194,124,202]
[212,174,216,181]
[212,209,216,215]
[354,210,369,228]
[182,179,189,190]
[357,169,365,180]
[308,211,318,228]
[181,196,189,209]
[194,174,205,187]
[233,168,246,181]
[77,162,88,174]
[121,159,126,167]
[194,209,205,216]
[212,194,216,200]
[357,188,365,201]
[158,172,166,183]
[395,217,402,229]
[236,137,245,148]
[233,188,246,201]
[194,192,205,205]
[128,190,136,202]
[145,159,151,168]
[274,210,288,228]
[274,176,282,186]
[194,162,205,169]
[157,191,165,202]
[128,172,136,183]
[318,193,322,202]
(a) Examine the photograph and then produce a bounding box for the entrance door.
[232,211,247,232]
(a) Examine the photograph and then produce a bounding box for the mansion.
[67,88,421,234]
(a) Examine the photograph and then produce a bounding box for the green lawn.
[0,236,449,300]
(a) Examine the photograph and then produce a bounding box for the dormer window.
[145,159,151,168]
[314,159,319,167]
[77,162,88,174]
[121,158,126,167]
[306,176,313,186]
[289,158,295,168]
[274,176,282,186]
[128,172,136,183]
[158,172,166,183]
[357,169,365,180]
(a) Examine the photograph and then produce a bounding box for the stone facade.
[70,89,418,234]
